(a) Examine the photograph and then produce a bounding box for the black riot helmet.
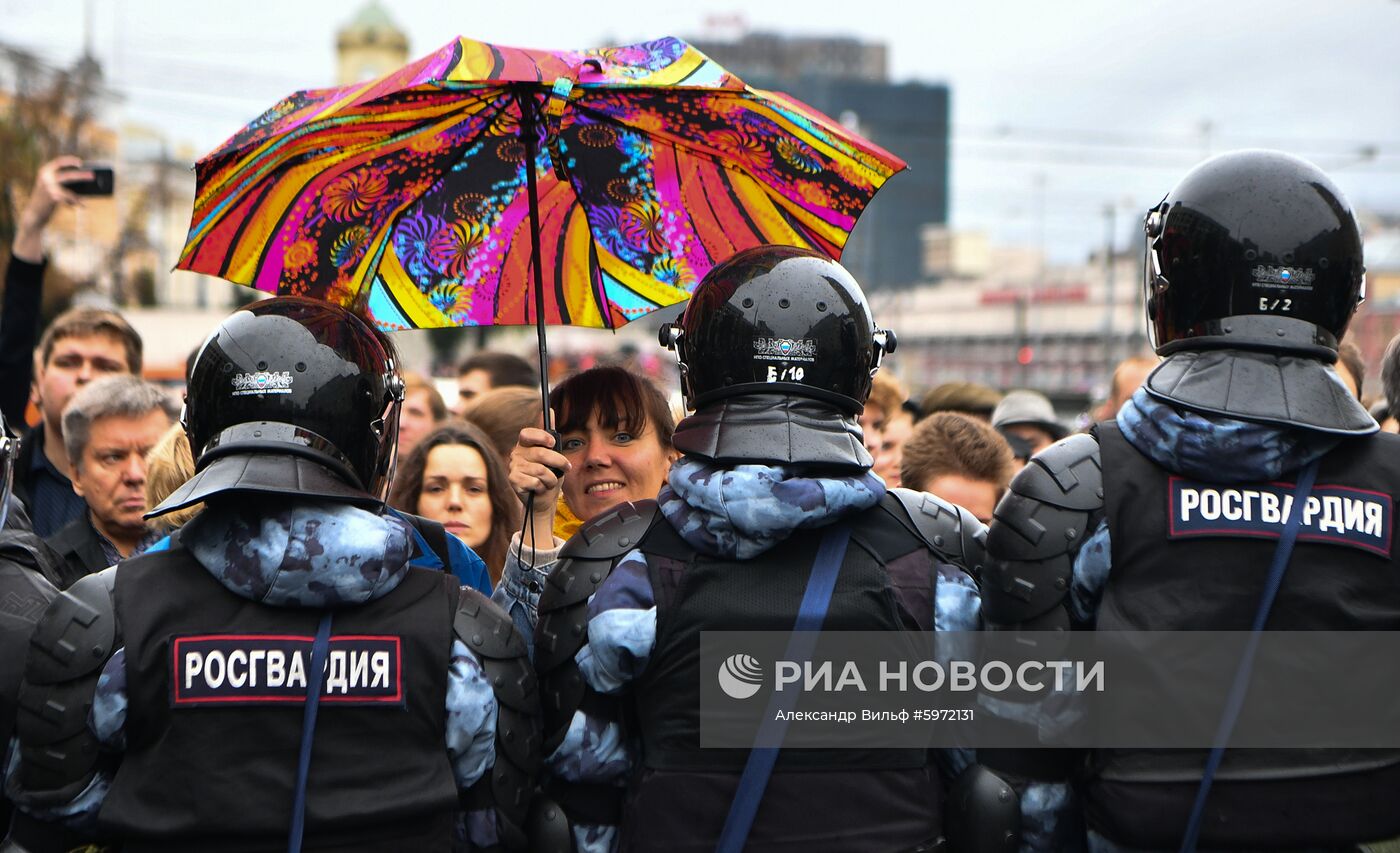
[1144,149,1365,359]
[1140,150,1375,435]
[660,246,896,469]
[662,245,895,413]
[148,296,405,517]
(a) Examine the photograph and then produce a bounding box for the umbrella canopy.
[178,36,907,332]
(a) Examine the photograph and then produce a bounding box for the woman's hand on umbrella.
[510,426,570,517]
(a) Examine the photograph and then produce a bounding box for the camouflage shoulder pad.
[885,488,989,580]
[983,433,1104,627]
[452,587,540,851]
[535,501,660,756]
[14,567,119,803]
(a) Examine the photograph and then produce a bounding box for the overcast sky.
[6,0,1400,264]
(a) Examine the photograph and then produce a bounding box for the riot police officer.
[983,150,1400,849]
[527,246,990,852]
[7,297,538,852]
[0,413,26,532]
[1,411,77,849]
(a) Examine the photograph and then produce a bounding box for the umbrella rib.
[549,203,575,325]
[486,44,505,79]
[670,62,706,87]
[587,231,613,330]
[690,168,738,267]
[712,165,777,252]
[210,178,280,282]
[359,237,401,320]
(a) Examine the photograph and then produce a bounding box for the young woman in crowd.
[396,371,448,456]
[389,421,518,584]
[501,366,678,639]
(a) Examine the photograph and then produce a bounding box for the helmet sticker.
[1252,265,1316,292]
[231,370,295,397]
[753,337,816,363]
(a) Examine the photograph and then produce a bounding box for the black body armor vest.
[100,544,461,852]
[1087,422,1400,848]
[619,498,950,853]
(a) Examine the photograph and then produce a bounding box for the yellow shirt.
[553,494,584,542]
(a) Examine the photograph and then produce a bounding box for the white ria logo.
[718,654,764,699]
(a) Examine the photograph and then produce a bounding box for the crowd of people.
[1,147,1398,852]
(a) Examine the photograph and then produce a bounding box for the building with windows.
[870,232,1147,405]
[336,1,410,85]
[690,31,949,291]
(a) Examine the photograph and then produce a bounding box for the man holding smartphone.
[1,155,95,427]
[0,156,140,539]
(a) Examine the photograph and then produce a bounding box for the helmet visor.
[1143,201,1168,352]
[0,431,16,530]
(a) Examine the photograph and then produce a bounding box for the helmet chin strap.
[372,388,404,509]
[0,429,14,531]
[376,441,399,509]
[659,322,695,411]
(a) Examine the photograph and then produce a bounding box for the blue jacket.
[390,508,493,594]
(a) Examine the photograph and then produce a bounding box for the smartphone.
[59,164,114,196]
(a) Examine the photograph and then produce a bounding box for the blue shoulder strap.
[288,611,333,853]
[1179,458,1321,853]
[716,521,852,853]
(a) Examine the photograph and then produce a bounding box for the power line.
[953,123,1400,154]
[949,143,1400,173]
[12,35,1399,163]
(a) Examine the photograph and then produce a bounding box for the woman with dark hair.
[389,421,519,584]
[500,366,678,641]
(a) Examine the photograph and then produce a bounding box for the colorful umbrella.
[178,35,906,423]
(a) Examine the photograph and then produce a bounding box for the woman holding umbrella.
[499,366,677,644]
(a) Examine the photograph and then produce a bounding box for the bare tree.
[0,45,115,314]
[0,45,107,247]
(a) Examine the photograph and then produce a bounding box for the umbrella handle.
[518,84,555,436]
[545,429,566,479]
